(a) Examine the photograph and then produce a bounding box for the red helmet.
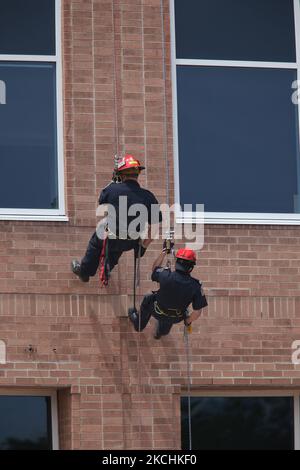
[117,154,145,172]
[176,248,197,264]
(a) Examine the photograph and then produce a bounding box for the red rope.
[99,236,109,287]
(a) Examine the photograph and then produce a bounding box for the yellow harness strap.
[154,301,183,319]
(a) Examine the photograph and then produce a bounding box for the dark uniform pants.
[131,293,184,337]
[80,232,140,277]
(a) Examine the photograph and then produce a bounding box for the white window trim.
[0,0,67,221]
[0,388,59,450]
[170,0,300,225]
[176,59,298,69]
[183,390,300,450]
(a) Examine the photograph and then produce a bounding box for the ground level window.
[181,395,298,450]
[0,391,58,450]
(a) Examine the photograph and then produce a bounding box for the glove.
[184,317,192,327]
[163,239,174,253]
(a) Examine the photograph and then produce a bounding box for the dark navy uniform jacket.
[152,267,208,313]
[99,180,162,238]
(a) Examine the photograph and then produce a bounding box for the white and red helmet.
[117,154,145,173]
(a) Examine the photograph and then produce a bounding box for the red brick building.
[0,0,300,450]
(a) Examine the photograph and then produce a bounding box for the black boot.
[153,321,161,340]
[128,307,138,325]
[71,260,90,283]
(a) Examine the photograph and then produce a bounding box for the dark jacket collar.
[123,179,140,187]
[175,269,190,276]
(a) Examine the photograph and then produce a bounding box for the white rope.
[141,0,148,188]
[132,243,142,448]
[161,0,193,449]
[184,326,193,451]
[112,0,120,156]
[160,0,170,206]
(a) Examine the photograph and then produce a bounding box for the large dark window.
[0,63,58,209]
[175,0,296,62]
[0,0,63,216]
[181,396,295,450]
[0,0,56,55]
[173,0,300,220]
[177,66,299,213]
[0,396,53,450]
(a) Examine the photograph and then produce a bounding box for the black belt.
[154,301,184,319]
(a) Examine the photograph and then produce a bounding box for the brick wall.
[0,0,300,449]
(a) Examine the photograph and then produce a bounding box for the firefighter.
[128,246,208,339]
[71,154,162,284]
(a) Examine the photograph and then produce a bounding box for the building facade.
[0,0,300,450]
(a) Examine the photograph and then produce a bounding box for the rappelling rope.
[184,325,193,451]
[98,1,120,288]
[133,242,143,449]
[112,0,120,157]
[160,0,193,448]
[160,0,170,208]
[133,242,142,312]
[99,233,109,287]
[111,0,142,449]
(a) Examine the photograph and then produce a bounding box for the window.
[0,0,65,220]
[0,390,58,450]
[171,0,300,224]
[181,392,300,450]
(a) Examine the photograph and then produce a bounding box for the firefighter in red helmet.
[128,244,208,339]
[71,154,162,284]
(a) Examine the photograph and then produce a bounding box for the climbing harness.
[154,301,183,319]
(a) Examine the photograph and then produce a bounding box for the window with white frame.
[0,390,59,450]
[171,0,300,224]
[181,392,300,450]
[0,0,65,219]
